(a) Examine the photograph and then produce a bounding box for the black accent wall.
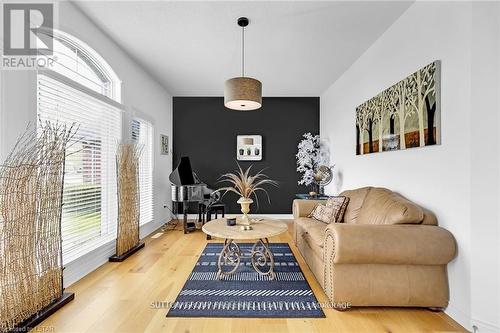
[173,97,319,214]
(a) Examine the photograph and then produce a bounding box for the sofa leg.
[332,304,350,312]
[428,307,444,312]
[333,307,348,312]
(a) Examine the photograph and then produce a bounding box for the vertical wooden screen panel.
[116,144,142,256]
[0,123,76,332]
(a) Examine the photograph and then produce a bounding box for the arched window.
[37,30,123,264]
[38,30,121,102]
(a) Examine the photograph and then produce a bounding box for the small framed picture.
[237,135,262,161]
[160,134,169,155]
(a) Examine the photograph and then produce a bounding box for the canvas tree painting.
[356,61,441,155]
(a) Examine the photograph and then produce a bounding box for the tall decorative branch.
[115,143,143,257]
[0,122,77,332]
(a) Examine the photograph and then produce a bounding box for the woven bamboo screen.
[0,122,76,332]
[116,143,143,256]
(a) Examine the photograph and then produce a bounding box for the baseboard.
[471,318,500,333]
[9,292,74,333]
[64,218,167,287]
[63,214,292,287]
[109,242,145,262]
[445,302,471,332]
[140,218,168,239]
[64,240,115,287]
[259,214,294,219]
[183,213,294,220]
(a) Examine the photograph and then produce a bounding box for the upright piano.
[169,156,211,233]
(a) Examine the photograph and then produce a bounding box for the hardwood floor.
[38,220,466,333]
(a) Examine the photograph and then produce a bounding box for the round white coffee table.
[202,218,288,280]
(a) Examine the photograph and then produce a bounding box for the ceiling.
[74,1,412,96]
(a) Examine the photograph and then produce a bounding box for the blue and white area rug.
[166,243,325,318]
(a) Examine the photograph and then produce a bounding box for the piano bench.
[205,204,226,240]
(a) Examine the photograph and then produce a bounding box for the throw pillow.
[309,204,337,224]
[325,196,350,223]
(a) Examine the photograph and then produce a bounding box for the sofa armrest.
[292,199,325,218]
[324,224,456,265]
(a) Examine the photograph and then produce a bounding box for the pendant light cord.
[241,25,245,77]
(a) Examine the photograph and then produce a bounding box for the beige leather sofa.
[293,187,456,309]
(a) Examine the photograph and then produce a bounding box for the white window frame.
[131,115,154,226]
[38,29,122,103]
[36,30,124,264]
[0,62,3,162]
[0,36,3,161]
[37,70,124,264]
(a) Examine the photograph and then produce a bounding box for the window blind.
[132,119,154,226]
[37,73,122,264]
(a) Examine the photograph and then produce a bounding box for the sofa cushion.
[304,223,326,248]
[292,199,326,218]
[302,224,326,259]
[294,217,326,260]
[421,207,438,226]
[357,187,424,225]
[295,216,321,229]
[294,217,322,242]
[339,187,371,224]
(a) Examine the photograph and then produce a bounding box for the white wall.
[497,2,500,328]
[0,58,2,162]
[320,2,499,332]
[470,3,500,333]
[0,3,173,286]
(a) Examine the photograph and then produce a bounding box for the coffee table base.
[216,238,276,280]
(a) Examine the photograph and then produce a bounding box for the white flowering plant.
[296,133,330,186]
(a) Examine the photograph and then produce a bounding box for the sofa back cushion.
[339,187,371,223]
[421,207,438,225]
[356,187,424,225]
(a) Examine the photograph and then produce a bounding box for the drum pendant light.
[224,17,262,111]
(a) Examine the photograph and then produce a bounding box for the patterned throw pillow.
[308,196,350,224]
[308,204,337,224]
[325,196,350,223]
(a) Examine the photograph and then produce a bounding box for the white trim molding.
[182,214,294,221]
[64,218,167,288]
[63,239,115,287]
[446,302,471,332]
[471,318,500,333]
